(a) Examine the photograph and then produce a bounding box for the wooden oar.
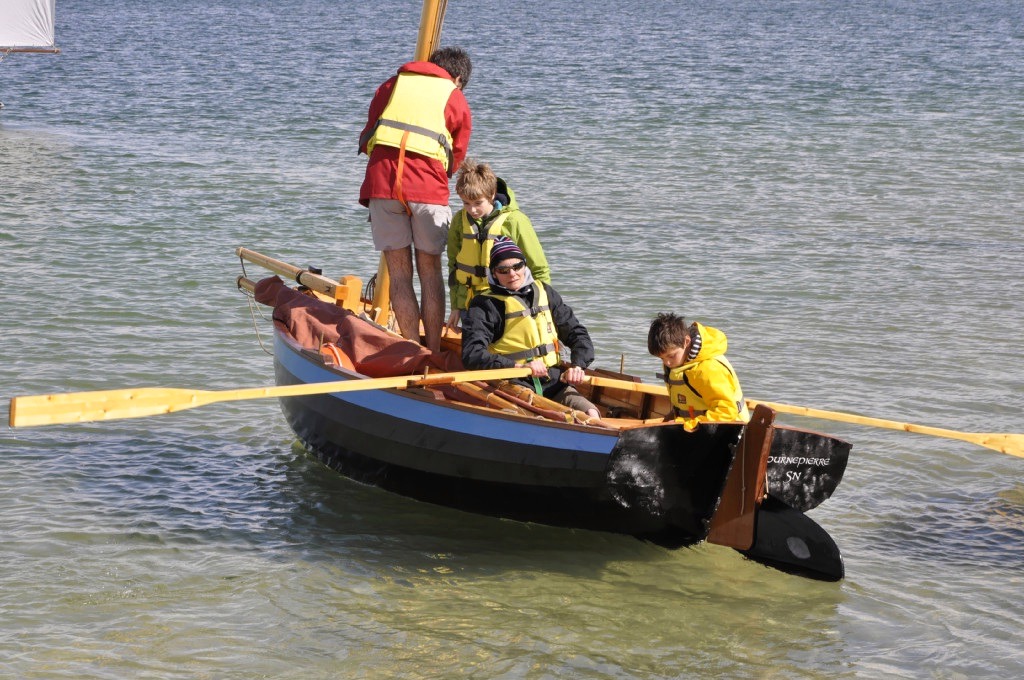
[746,400,1023,459]
[9,367,531,428]
[585,375,1023,458]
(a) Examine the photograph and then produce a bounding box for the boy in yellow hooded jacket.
[647,312,750,430]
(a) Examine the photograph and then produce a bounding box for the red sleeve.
[358,77,397,154]
[445,88,472,175]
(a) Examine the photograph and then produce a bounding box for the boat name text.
[768,455,832,467]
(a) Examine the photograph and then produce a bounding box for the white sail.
[0,0,57,50]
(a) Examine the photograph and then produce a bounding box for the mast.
[369,0,448,325]
[414,0,447,61]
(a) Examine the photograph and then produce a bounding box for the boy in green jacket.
[445,158,550,331]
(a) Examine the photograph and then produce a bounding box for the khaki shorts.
[368,199,451,255]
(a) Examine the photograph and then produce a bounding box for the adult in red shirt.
[358,47,473,353]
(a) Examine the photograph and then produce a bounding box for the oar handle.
[586,375,667,396]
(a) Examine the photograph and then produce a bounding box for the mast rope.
[238,257,273,356]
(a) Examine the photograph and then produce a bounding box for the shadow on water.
[19,423,852,600]
[275,442,661,575]
[22,425,683,579]
[274,441,853,654]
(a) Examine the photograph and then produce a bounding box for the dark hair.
[647,312,692,356]
[429,47,472,88]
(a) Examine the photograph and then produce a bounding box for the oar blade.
[979,433,1024,458]
[9,387,214,428]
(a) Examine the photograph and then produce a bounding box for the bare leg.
[384,247,420,343]
[416,248,444,353]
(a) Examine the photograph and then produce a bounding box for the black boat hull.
[274,330,742,546]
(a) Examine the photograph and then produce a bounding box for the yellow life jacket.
[361,72,456,172]
[453,211,510,301]
[484,285,559,366]
[664,357,750,422]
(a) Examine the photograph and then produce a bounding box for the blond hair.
[455,158,497,201]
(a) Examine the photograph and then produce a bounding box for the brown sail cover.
[254,276,464,377]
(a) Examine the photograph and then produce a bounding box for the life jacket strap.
[504,304,550,320]
[394,131,412,216]
[504,343,557,362]
[675,406,707,419]
[455,262,489,278]
[376,118,454,172]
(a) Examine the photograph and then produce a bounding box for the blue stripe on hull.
[274,332,618,463]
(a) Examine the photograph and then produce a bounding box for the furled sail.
[0,0,58,52]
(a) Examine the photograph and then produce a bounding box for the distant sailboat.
[1,0,59,109]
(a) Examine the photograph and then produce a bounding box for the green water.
[2,0,1022,677]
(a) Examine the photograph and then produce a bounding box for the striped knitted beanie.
[489,236,525,269]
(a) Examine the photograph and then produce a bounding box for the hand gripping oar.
[9,367,531,428]
[584,376,1023,458]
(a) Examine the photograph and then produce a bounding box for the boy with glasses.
[461,237,599,418]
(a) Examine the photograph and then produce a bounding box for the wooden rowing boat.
[236,247,851,581]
